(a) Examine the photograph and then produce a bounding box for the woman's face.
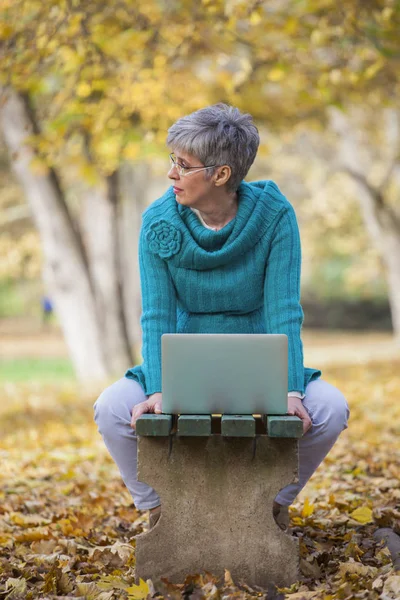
[167,149,216,208]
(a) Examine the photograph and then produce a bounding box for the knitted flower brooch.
[146,220,182,259]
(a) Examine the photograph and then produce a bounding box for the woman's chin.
[173,191,196,207]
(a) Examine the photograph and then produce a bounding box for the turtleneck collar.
[142,180,290,271]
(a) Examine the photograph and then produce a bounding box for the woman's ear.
[214,165,232,187]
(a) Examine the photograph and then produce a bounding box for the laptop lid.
[161,333,288,415]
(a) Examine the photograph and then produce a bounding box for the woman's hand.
[130,393,162,429]
[287,396,312,435]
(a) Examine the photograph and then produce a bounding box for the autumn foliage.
[0,360,399,599]
[1,0,399,179]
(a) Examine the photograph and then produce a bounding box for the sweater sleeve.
[264,206,305,394]
[126,222,177,395]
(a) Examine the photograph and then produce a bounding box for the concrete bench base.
[135,436,299,589]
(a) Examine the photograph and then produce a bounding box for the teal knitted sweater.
[125,180,321,395]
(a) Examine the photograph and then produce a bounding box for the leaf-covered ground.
[0,360,400,599]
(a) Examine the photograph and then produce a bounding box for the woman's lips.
[173,186,183,194]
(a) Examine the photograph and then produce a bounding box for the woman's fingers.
[130,401,150,429]
[287,400,312,434]
[300,410,312,434]
[130,395,163,429]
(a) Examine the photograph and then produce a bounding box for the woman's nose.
[168,165,180,180]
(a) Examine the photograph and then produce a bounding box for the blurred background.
[1,5,400,596]
[0,0,399,386]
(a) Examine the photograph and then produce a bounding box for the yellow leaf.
[268,68,285,82]
[154,55,167,69]
[302,497,315,518]
[5,578,27,596]
[311,29,326,45]
[249,11,262,25]
[350,506,373,524]
[77,82,92,97]
[0,534,12,545]
[224,569,234,587]
[97,574,130,591]
[10,512,50,527]
[365,60,383,80]
[79,163,100,185]
[284,18,298,35]
[0,23,13,40]
[127,578,149,599]
[15,528,52,542]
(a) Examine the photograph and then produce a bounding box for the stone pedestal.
[135,436,299,588]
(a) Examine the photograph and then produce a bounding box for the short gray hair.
[167,103,260,192]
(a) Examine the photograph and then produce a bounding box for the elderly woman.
[94,103,349,530]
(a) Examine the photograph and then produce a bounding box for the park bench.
[134,412,303,589]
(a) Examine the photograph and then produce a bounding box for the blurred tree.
[219,0,400,336]
[0,0,399,381]
[0,0,216,380]
[250,129,388,303]
[327,107,400,336]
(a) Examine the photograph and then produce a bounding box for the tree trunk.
[80,173,134,374]
[383,231,400,337]
[329,107,400,341]
[351,180,400,339]
[118,161,151,354]
[0,86,108,381]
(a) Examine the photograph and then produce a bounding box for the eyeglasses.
[169,153,219,177]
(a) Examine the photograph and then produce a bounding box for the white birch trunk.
[382,231,400,336]
[118,162,151,355]
[329,107,400,340]
[80,175,133,373]
[352,183,400,338]
[0,87,108,381]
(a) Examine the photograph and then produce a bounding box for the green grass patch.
[0,357,75,383]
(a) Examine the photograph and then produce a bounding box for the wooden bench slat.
[178,415,212,436]
[221,415,256,437]
[265,416,303,438]
[136,414,302,438]
[136,414,172,436]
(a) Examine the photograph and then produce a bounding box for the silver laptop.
[162,334,288,415]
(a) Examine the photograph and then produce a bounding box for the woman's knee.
[93,383,118,431]
[328,386,350,433]
[305,379,350,434]
[93,377,147,431]
[93,378,133,431]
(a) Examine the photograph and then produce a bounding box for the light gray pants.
[93,377,349,510]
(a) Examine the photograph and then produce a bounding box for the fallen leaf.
[382,575,400,599]
[14,527,52,542]
[299,558,322,579]
[30,539,59,554]
[224,569,235,587]
[282,592,318,599]
[372,576,384,590]
[338,561,378,577]
[126,578,150,599]
[349,506,373,524]
[97,574,131,591]
[302,497,315,518]
[5,577,27,598]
